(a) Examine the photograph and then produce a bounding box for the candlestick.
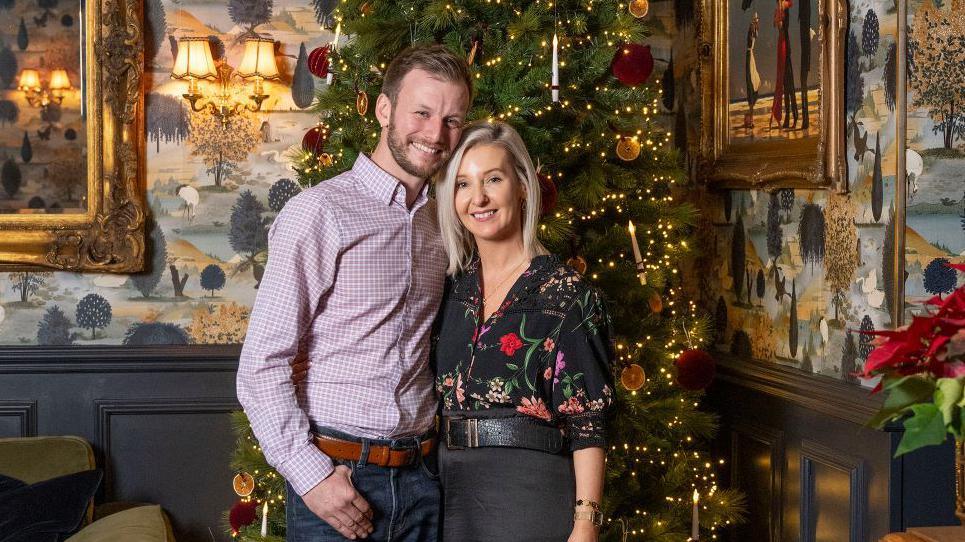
[627,221,647,285]
[551,32,559,102]
[691,489,699,541]
[261,500,268,537]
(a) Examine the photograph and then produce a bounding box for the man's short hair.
[381,44,473,104]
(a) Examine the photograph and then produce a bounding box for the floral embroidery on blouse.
[432,255,615,450]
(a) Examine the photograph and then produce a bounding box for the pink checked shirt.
[237,154,448,496]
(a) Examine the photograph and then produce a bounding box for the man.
[237,44,472,541]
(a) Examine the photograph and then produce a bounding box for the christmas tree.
[228,0,745,540]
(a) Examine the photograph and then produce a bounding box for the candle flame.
[692,489,699,503]
[628,220,636,234]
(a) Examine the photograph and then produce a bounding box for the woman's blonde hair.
[436,121,549,275]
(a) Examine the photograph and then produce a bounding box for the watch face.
[233,472,255,497]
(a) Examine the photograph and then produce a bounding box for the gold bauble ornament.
[616,137,642,161]
[356,91,369,116]
[620,364,647,391]
[629,0,649,18]
[318,153,334,167]
[232,472,255,497]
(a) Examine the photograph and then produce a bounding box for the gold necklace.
[482,257,528,306]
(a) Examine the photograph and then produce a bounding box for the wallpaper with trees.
[0,0,335,345]
[689,0,964,382]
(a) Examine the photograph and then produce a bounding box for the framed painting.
[0,0,145,272]
[698,0,848,189]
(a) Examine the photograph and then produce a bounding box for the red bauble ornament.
[674,349,716,391]
[308,45,331,78]
[538,173,558,217]
[229,499,259,534]
[611,43,654,86]
[302,124,330,155]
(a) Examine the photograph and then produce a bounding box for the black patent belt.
[442,416,568,454]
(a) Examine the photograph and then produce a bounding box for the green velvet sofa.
[0,436,175,542]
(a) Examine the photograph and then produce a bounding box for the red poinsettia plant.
[863,262,965,456]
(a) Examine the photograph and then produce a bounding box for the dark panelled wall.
[0,346,241,542]
[707,358,957,541]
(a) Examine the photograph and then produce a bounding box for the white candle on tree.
[627,221,647,285]
[326,22,341,85]
[261,500,268,537]
[551,32,559,102]
[691,489,699,541]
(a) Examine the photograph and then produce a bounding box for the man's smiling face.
[382,69,470,180]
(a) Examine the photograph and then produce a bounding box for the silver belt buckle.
[465,418,479,448]
[446,417,479,449]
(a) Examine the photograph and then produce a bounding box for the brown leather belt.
[313,434,436,468]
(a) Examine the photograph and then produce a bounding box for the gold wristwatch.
[573,499,602,527]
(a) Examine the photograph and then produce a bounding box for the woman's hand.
[567,520,599,542]
[290,351,310,392]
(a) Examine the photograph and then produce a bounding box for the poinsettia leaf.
[865,340,915,374]
[927,336,951,358]
[867,375,936,428]
[896,403,948,457]
[935,378,964,429]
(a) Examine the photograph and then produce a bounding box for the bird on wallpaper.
[176,184,199,223]
[819,317,828,345]
[36,125,52,141]
[849,115,874,163]
[906,148,923,202]
[773,265,789,302]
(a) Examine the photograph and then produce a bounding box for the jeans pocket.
[335,459,358,483]
[420,453,440,481]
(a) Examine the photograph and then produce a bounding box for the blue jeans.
[286,430,441,542]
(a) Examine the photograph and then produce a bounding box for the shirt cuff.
[565,412,607,451]
[278,441,335,496]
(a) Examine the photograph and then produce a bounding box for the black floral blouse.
[433,255,615,451]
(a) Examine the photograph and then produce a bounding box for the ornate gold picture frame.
[0,0,145,272]
[698,0,847,189]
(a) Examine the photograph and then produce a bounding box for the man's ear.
[375,93,393,128]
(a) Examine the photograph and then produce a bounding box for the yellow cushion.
[66,505,173,542]
[0,436,95,484]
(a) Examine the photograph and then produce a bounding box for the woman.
[744,12,761,129]
[433,121,614,542]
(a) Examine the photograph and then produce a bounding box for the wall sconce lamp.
[171,37,279,127]
[17,68,72,112]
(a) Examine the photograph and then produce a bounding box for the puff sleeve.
[550,287,615,451]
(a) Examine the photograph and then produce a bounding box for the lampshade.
[48,69,72,91]
[236,38,279,80]
[17,69,41,91]
[171,37,217,80]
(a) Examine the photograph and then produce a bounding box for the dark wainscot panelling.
[0,400,38,438]
[0,346,242,542]
[730,422,785,542]
[708,357,957,542]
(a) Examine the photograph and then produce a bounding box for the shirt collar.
[352,153,429,208]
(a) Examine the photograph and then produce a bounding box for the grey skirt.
[439,409,576,542]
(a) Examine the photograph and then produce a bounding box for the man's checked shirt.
[237,153,447,496]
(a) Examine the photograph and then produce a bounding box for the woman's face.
[454,143,527,246]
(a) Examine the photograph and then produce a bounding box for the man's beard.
[386,122,449,179]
